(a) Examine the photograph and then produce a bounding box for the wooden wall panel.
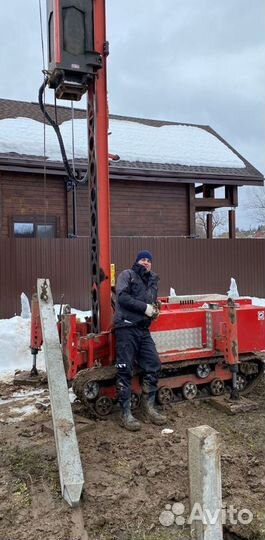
[75,183,90,237]
[0,173,190,238]
[110,180,189,237]
[0,172,67,237]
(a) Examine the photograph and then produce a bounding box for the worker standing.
[114,250,167,431]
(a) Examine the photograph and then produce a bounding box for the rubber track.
[72,354,264,411]
[240,356,265,396]
[72,365,117,398]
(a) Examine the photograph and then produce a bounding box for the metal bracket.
[40,279,49,302]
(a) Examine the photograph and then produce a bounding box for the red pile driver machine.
[31,0,265,416]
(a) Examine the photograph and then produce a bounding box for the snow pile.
[227,278,240,299]
[0,306,91,379]
[0,316,45,379]
[0,116,245,168]
[169,287,177,297]
[20,292,31,319]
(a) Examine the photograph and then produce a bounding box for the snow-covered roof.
[0,116,244,169]
[0,98,263,183]
[110,120,245,168]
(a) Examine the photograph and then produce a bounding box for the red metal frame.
[54,0,61,64]
[93,0,112,332]
[218,300,239,365]
[30,294,42,351]
[45,297,265,382]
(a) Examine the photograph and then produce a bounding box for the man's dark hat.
[135,250,152,263]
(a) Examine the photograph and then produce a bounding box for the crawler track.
[72,354,264,416]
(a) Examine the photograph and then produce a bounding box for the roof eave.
[0,157,263,186]
[110,164,264,186]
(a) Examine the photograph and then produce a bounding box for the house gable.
[0,98,263,240]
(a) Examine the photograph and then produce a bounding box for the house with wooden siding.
[0,98,263,240]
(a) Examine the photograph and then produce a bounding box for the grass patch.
[4,446,60,494]
[13,479,31,507]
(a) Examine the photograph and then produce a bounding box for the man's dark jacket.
[114,263,159,329]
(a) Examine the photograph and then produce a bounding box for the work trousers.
[115,326,161,407]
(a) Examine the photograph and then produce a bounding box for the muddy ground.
[0,377,265,540]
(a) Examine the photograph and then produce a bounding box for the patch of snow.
[109,120,245,168]
[6,404,37,422]
[0,117,245,168]
[252,297,265,307]
[161,428,174,435]
[20,292,31,319]
[0,388,46,406]
[0,307,91,377]
[0,117,58,159]
[0,316,45,377]
[53,304,91,320]
[0,390,48,422]
[68,388,77,404]
[227,277,239,299]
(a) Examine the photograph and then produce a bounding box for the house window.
[12,217,57,238]
[36,224,55,238]
[14,222,34,237]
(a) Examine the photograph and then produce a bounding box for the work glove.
[152,304,160,320]
[145,304,157,318]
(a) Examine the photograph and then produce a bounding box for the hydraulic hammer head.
[46,0,102,100]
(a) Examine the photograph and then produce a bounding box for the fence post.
[188,425,223,540]
[37,278,84,507]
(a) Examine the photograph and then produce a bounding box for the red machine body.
[71,297,264,362]
[53,297,265,379]
[31,294,265,412]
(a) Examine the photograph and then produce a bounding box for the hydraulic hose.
[38,77,88,185]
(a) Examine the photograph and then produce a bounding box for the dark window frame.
[11,216,57,238]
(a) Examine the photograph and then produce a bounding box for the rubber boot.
[120,402,141,432]
[142,392,167,426]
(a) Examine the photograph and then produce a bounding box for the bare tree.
[195,211,227,238]
[248,187,265,225]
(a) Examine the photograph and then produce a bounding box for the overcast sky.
[0,0,264,229]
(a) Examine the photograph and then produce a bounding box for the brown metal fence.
[0,237,264,318]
